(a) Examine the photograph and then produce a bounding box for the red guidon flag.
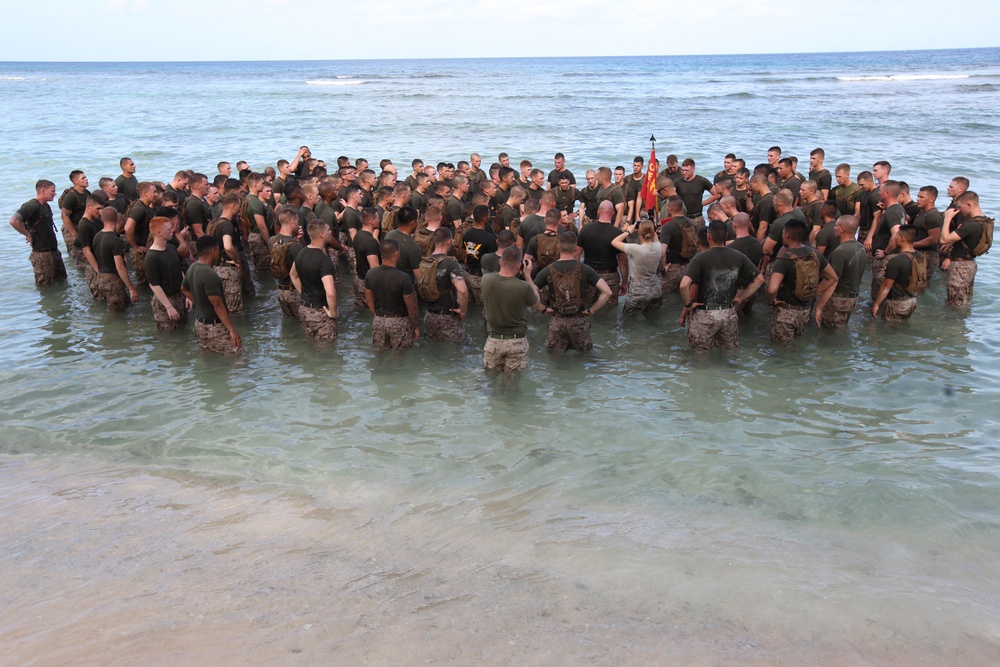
[641,148,659,212]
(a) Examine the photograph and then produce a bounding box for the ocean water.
[2,49,1000,664]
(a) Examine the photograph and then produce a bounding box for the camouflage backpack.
[905,252,928,295]
[678,219,697,261]
[536,233,560,270]
[790,251,820,301]
[549,262,583,315]
[269,236,294,280]
[239,196,254,236]
[970,216,994,257]
[416,255,446,302]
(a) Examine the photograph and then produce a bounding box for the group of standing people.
[8,145,993,371]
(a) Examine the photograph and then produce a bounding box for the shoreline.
[3,452,998,666]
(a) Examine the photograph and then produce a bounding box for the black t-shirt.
[462,227,497,273]
[815,222,840,258]
[182,261,225,319]
[445,196,465,227]
[115,174,139,202]
[128,200,155,247]
[950,218,986,260]
[579,185,601,220]
[74,216,101,251]
[659,216,695,264]
[873,203,906,252]
[729,235,764,269]
[596,184,626,212]
[912,208,943,245]
[859,188,880,231]
[674,175,714,218]
[533,259,599,314]
[624,175,645,214]
[365,264,414,316]
[426,254,466,311]
[144,245,184,296]
[683,247,760,306]
[547,168,576,188]
[751,193,776,235]
[183,196,211,233]
[553,186,579,214]
[165,184,189,209]
[517,214,545,249]
[92,230,125,274]
[779,176,802,202]
[293,246,336,308]
[212,217,242,255]
[353,229,381,279]
[60,188,90,225]
[885,251,921,299]
[18,199,59,251]
[577,221,622,271]
[384,230,422,282]
[342,207,362,237]
[809,169,832,193]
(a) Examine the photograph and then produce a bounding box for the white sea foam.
[306,78,365,86]
[1,75,27,81]
[837,74,970,82]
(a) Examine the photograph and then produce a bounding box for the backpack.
[537,233,560,270]
[970,216,994,257]
[678,219,697,260]
[790,250,820,301]
[452,223,468,264]
[381,206,398,233]
[270,236,294,280]
[58,188,73,212]
[206,217,222,238]
[905,252,928,296]
[415,228,435,256]
[416,255,446,302]
[549,262,583,315]
[239,196,254,236]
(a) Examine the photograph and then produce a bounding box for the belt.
[33,247,57,253]
[427,309,454,315]
[376,313,407,318]
[779,302,810,310]
[703,303,733,311]
[489,333,525,339]
[833,290,858,298]
[196,316,222,325]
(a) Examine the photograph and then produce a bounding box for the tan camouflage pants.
[882,296,917,322]
[248,233,271,275]
[770,303,811,343]
[820,295,858,329]
[96,272,128,312]
[545,314,593,352]
[325,246,341,283]
[660,262,687,295]
[372,315,415,350]
[84,264,99,299]
[28,249,67,286]
[61,226,76,257]
[483,336,529,372]
[687,307,739,350]
[353,276,368,309]
[595,270,620,309]
[870,255,888,301]
[130,247,148,287]
[923,249,939,282]
[216,264,243,314]
[340,232,356,275]
[277,287,300,319]
[194,320,239,356]
[945,259,977,307]
[623,275,663,313]
[240,251,255,295]
[298,305,337,341]
[425,312,468,344]
[464,271,483,305]
[151,293,188,331]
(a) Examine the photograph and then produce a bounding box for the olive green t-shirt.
[182,261,226,320]
[481,273,537,336]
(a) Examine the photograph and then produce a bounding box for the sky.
[6,1,998,61]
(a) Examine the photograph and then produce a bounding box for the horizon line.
[1,45,997,65]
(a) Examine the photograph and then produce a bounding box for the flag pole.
[649,135,658,225]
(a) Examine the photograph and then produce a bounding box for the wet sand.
[2,453,998,666]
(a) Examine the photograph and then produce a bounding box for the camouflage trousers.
[240,251,255,296]
[325,246,341,283]
[820,294,858,329]
[277,286,300,319]
[340,232,356,276]
[298,305,337,341]
[353,275,368,309]
[248,233,271,275]
[425,312,469,344]
[216,264,243,314]
[687,307,739,351]
[483,335,529,372]
[545,314,593,352]
[770,303,811,343]
[61,226,76,257]
[84,264,99,299]
[372,315,415,350]
[151,292,188,331]
[193,320,239,356]
[463,271,483,305]
[28,249,67,287]
[95,272,129,312]
[945,259,977,307]
[870,255,888,301]
[882,296,917,322]
[130,247,148,287]
[660,262,688,295]
[595,270,620,310]
[623,275,663,313]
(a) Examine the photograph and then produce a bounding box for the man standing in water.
[291,220,338,342]
[10,179,68,286]
[820,216,867,329]
[366,239,421,350]
[940,191,991,307]
[481,246,545,372]
[92,207,139,312]
[767,219,839,343]
[116,157,139,203]
[182,235,242,355]
[145,216,189,330]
